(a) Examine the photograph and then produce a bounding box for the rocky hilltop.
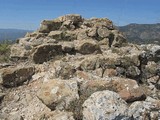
[0,14,160,120]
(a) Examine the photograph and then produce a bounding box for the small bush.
[0,41,11,63]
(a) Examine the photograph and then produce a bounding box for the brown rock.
[48,31,62,40]
[39,20,62,33]
[74,39,101,55]
[76,70,92,80]
[103,68,117,77]
[1,66,35,87]
[118,88,146,102]
[32,44,63,64]
[37,79,79,110]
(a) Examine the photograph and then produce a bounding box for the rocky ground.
[0,14,160,120]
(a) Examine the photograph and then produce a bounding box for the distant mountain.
[118,23,160,45]
[0,29,33,42]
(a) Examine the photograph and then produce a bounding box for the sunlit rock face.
[0,14,159,120]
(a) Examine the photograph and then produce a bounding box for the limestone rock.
[79,55,101,71]
[62,31,77,41]
[98,38,110,45]
[1,14,160,120]
[74,39,101,54]
[88,18,113,29]
[58,14,83,23]
[32,44,63,64]
[39,20,62,33]
[144,61,159,79]
[82,90,128,120]
[61,42,75,53]
[141,44,160,62]
[77,29,89,40]
[48,31,62,40]
[37,79,79,110]
[54,60,76,79]
[128,97,160,120]
[111,33,127,47]
[87,27,97,37]
[126,65,141,78]
[97,27,111,38]
[10,44,29,60]
[1,66,35,87]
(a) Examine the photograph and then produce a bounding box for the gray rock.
[128,97,160,120]
[77,29,89,40]
[97,27,111,38]
[54,60,76,79]
[82,90,128,120]
[58,14,83,23]
[140,44,160,62]
[111,34,127,47]
[10,44,29,60]
[61,42,75,53]
[87,27,97,37]
[126,65,141,78]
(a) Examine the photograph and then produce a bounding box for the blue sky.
[0,0,160,30]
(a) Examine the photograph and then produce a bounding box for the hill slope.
[0,29,33,42]
[118,23,160,45]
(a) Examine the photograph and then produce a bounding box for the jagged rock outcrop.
[10,14,127,62]
[0,14,159,120]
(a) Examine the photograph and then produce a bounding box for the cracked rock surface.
[0,14,160,120]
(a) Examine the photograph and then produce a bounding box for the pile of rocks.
[0,14,159,120]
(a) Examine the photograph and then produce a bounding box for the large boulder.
[32,44,63,64]
[0,66,35,87]
[128,97,160,120]
[74,39,102,54]
[48,31,62,40]
[37,79,79,110]
[97,26,111,38]
[79,77,145,102]
[39,20,62,33]
[82,90,129,120]
[58,14,83,23]
[140,44,160,62]
[10,44,29,60]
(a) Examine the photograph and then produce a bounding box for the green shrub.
[0,41,11,63]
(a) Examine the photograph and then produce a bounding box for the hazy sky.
[0,0,160,30]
